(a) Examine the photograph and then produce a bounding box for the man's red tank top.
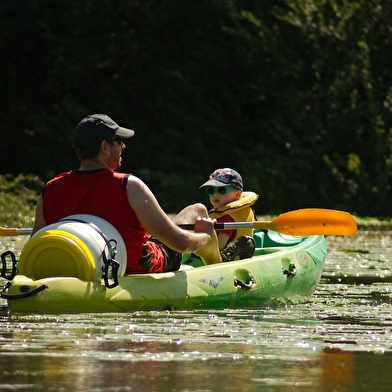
[42,169,166,274]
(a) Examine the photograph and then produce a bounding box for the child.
[200,168,259,262]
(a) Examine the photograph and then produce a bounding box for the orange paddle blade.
[254,208,357,236]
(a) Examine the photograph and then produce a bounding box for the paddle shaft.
[180,222,255,230]
[180,208,357,236]
[0,227,32,236]
[0,208,357,237]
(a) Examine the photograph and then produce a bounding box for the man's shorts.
[149,237,182,272]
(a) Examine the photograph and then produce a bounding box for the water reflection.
[1,307,392,391]
[1,221,392,391]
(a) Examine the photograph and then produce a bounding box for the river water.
[1,219,392,391]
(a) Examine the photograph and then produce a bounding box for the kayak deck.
[2,231,327,313]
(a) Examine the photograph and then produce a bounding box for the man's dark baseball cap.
[73,114,135,149]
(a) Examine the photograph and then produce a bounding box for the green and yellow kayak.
[1,214,327,313]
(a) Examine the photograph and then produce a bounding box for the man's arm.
[31,195,46,236]
[126,176,213,254]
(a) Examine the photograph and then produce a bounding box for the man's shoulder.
[125,173,142,184]
[47,170,73,183]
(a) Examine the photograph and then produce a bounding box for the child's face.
[208,187,242,209]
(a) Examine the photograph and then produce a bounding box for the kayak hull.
[3,231,327,313]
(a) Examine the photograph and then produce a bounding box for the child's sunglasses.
[205,187,238,195]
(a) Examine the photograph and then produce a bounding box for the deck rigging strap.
[1,281,48,300]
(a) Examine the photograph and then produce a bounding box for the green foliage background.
[1,0,391,216]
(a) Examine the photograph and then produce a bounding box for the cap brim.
[115,126,135,138]
[199,179,228,188]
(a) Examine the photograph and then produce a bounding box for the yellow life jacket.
[209,191,259,241]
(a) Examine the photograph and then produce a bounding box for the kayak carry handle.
[1,251,18,281]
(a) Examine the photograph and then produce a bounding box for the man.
[32,114,221,274]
